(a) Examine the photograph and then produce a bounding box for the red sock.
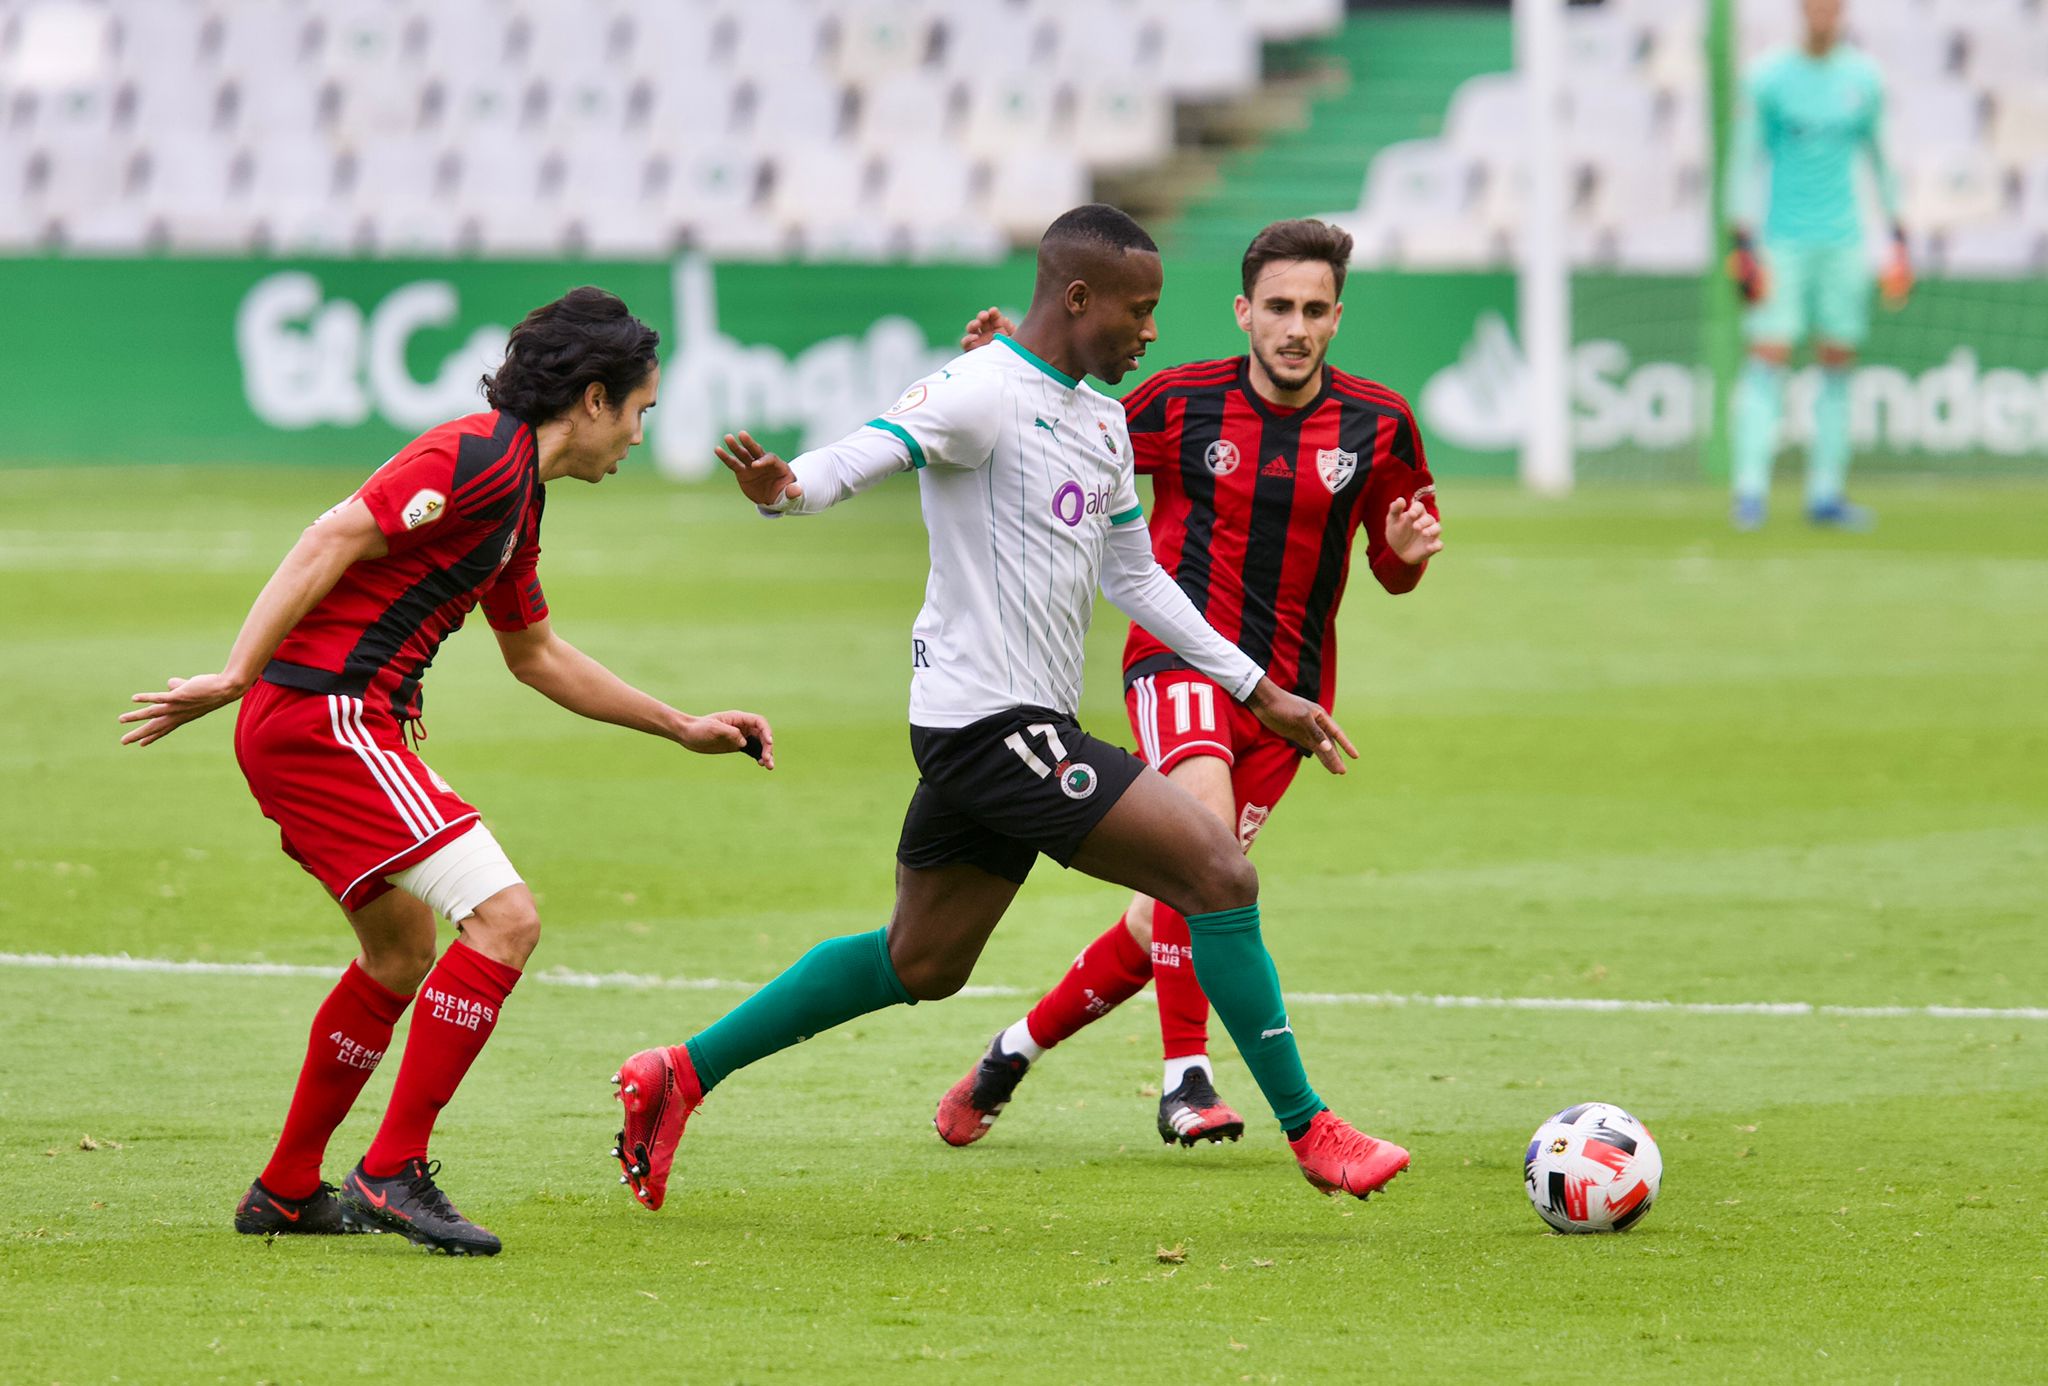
[259,961,412,1200]
[1151,903,1211,1059]
[361,941,521,1177]
[1024,916,1153,1048]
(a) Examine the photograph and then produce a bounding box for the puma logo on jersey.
[1034,416,1060,433]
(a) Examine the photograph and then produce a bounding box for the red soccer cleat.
[1288,1110,1410,1199]
[611,1044,704,1211]
[933,1031,1032,1147]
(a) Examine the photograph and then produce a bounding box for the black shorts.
[897,707,1147,885]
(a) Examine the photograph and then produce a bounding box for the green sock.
[1807,367,1851,508]
[686,927,913,1093]
[1732,359,1784,503]
[1184,903,1322,1131]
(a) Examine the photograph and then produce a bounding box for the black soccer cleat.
[934,1032,1033,1147]
[338,1158,502,1256]
[233,1178,360,1236]
[1157,1067,1247,1146]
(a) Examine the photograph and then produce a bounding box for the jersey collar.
[1238,356,1331,423]
[996,334,1081,391]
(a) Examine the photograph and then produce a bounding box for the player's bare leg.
[1068,769,1408,1198]
[947,754,1245,1147]
[621,862,1021,1205]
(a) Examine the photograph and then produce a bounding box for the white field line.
[3,952,2044,1022]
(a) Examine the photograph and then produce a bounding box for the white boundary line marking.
[2,952,2043,1021]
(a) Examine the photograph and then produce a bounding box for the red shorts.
[1123,668,1304,850]
[234,680,481,911]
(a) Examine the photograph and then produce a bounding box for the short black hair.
[482,286,659,424]
[1033,203,1159,300]
[1041,202,1158,256]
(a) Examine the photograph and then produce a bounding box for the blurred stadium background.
[5,4,2047,1376]
[2,0,2043,485]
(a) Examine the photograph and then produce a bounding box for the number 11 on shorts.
[1166,680,1216,734]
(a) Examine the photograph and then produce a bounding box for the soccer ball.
[1522,1102,1662,1234]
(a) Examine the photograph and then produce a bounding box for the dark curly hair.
[482,286,660,424]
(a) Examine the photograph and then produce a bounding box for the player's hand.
[1246,680,1358,776]
[118,672,246,747]
[716,431,802,510]
[1880,230,1913,310]
[679,710,774,769]
[1725,233,1767,305]
[959,306,1015,352]
[1386,496,1443,566]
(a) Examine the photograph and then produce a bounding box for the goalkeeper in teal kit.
[1725,0,1910,531]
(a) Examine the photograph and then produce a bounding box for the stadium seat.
[985,147,1086,240]
[1247,0,1344,43]
[1146,0,1259,101]
[768,146,877,232]
[1988,87,2048,166]
[1890,81,1983,151]
[1444,74,1530,162]
[5,0,113,88]
[1905,145,2006,232]
[875,137,979,225]
[224,72,325,137]
[960,75,1060,159]
[1941,222,2044,276]
[853,70,958,153]
[1067,76,1172,172]
[1960,22,2048,91]
[108,3,204,75]
[119,72,223,136]
[830,3,935,83]
[905,216,1009,263]
[246,134,345,212]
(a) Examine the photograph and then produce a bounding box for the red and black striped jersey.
[264,409,548,722]
[1119,357,1437,707]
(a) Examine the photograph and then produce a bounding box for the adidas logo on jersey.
[1260,456,1293,478]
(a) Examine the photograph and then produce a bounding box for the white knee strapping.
[388,823,524,923]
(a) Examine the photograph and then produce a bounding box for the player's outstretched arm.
[118,500,387,747]
[1245,677,1359,777]
[494,620,773,768]
[718,427,912,516]
[717,431,803,508]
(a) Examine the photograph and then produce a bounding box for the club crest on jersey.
[1204,439,1241,476]
[1315,447,1359,493]
[885,383,928,416]
[1057,761,1098,800]
[402,489,447,530]
[1097,420,1119,456]
[1237,802,1271,848]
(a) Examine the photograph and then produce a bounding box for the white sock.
[1001,1017,1046,1062]
[1163,1053,1211,1092]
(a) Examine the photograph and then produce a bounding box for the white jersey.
[771,335,1263,729]
[877,337,1142,726]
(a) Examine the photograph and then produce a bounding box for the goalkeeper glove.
[1880,226,1914,309]
[1725,230,1767,304]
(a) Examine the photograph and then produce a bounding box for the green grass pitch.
[2,466,2044,1383]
